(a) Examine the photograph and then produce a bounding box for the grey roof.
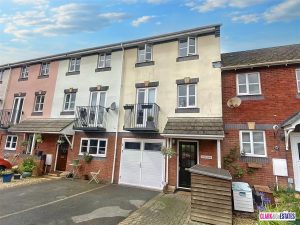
[221,44,300,70]
[8,119,74,133]
[0,24,220,69]
[281,110,300,127]
[188,164,232,180]
[162,117,224,136]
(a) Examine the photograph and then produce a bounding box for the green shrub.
[21,157,37,172]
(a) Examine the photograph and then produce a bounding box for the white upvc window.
[34,95,45,112]
[80,138,107,157]
[296,69,300,93]
[40,63,50,76]
[5,135,18,150]
[20,66,29,79]
[0,70,3,82]
[138,44,152,62]
[239,130,267,157]
[98,53,111,68]
[179,37,196,57]
[178,84,196,108]
[237,72,261,95]
[69,58,81,72]
[63,93,76,111]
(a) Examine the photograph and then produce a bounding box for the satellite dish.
[110,102,117,111]
[227,97,242,108]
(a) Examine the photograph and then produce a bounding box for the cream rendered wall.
[0,69,10,110]
[119,34,222,132]
[51,51,123,132]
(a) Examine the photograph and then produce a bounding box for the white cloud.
[146,0,168,4]
[131,15,154,27]
[0,3,127,40]
[231,13,260,24]
[264,0,300,23]
[185,0,267,12]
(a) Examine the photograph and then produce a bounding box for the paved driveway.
[0,179,158,225]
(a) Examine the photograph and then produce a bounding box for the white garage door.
[119,139,165,190]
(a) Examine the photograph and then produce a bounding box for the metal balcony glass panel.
[123,103,159,132]
[74,106,107,131]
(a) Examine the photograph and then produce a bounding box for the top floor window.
[237,72,261,95]
[296,69,300,93]
[40,63,50,76]
[69,58,81,72]
[179,37,196,57]
[178,84,196,108]
[20,66,29,79]
[0,70,3,82]
[138,44,152,63]
[98,53,111,68]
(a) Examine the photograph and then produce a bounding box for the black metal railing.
[0,109,11,128]
[123,103,159,131]
[74,106,107,130]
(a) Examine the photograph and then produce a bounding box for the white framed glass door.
[136,88,156,126]
[89,91,106,126]
[10,97,24,124]
[290,133,300,191]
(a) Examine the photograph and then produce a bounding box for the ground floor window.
[79,138,107,157]
[239,130,267,157]
[5,135,18,150]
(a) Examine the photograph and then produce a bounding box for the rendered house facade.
[221,44,300,191]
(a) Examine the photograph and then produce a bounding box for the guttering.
[111,42,125,184]
[222,58,300,71]
[161,133,224,140]
[0,24,220,70]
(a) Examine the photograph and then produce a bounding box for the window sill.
[31,111,43,116]
[237,95,264,100]
[135,61,155,68]
[176,55,199,62]
[4,149,16,151]
[78,154,106,159]
[66,71,80,76]
[38,75,49,79]
[239,155,268,164]
[175,107,200,113]
[18,77,28,82]
[60,111,75,115]
[95,67,111,72]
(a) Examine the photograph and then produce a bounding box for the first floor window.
[80,138,107,157]
[40,63,50,76]
[178,84,196,108]
[5,135,18,150]
[240,131,266,157]
[98,53,111,68]
[69,58,81,72]
[63,93,76,111]
[237,72,261,95]
[34,95,45,112]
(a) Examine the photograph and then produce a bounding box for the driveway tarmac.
[0,179,158,225]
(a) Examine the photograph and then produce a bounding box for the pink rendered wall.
[4,61,59,120]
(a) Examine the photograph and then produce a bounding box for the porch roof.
[162,117,224,140]
[281,110,300,128]
[8,119,75,135]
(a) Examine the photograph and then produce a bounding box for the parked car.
[0,158,12,171]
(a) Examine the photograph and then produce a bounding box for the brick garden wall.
[222,64,300,188]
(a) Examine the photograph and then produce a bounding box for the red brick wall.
[222,64,300,188]
[66,131,116,182]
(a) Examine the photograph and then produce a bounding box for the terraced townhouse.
[1,24,299,192]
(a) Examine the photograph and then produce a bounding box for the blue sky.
[0,0,299,64]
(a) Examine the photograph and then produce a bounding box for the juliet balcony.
[0,109,12,129]
[74,106,107,131]
[123,103,160,132]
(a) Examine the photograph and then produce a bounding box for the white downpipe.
[54,143,59,171]
[217,139,221,168]
[111,43,125,184]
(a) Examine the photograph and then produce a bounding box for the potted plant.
[2,169,13,183]
[146,115,155,129]
[35,134,43,144]
[82,153,93,180]
[21,157,37,178]
[161,147,176,158]
[12,165,21,180]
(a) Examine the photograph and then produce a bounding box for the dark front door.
[178,141,198,188]
[56,141,69,171]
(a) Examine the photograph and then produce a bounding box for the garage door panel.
[119,149,140,186]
